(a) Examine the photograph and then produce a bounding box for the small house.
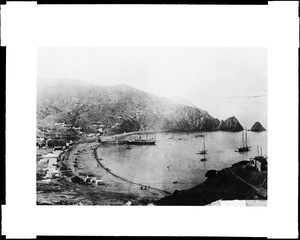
[36,140,45,148]
[36,154,42,161]
[53,146,63,151]
[249,157,267,171]
[42,153,59,170]
[47,138,65,147]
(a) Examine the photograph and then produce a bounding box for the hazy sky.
[37,47,267,128]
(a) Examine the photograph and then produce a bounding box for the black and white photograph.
[2,2,298,238]
[36,47,268,206]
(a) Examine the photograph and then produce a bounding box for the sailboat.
[177,131,185,140]
[195,131,205,138]
[237,129,251,152]
[201,152,207,161]
[168,132,174,139]
[253,145,267,161]
[197,135,207,155]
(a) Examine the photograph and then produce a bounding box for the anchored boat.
[237,129,251,152]
[201,155,207,161]
[195,131,205,138]
[197,135,208,155]
[253,146,267,161]
[126,133,156,145]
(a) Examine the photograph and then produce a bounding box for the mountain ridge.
[37,79,244,134]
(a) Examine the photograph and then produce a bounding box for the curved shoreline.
[93,145,171,195]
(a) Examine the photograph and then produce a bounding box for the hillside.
[155,161,267,206]
[37,79,241,133]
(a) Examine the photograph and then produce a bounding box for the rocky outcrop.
[199,117,221,131]
[218,116,243,132]
[155,161,267,206]
[250,122,266,132]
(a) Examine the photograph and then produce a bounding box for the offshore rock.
[218,116,243,132]
[250,122,266,132]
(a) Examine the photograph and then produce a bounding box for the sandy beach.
[37,137,169,205]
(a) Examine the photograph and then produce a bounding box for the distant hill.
[37,79,242,134]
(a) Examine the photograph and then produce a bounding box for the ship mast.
[242,132,244,148]
[245,129,247,147]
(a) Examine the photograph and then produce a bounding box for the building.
[42,153,59,170]
[36,140,46,148]
[53,146,63,151]
[249,156,267,171]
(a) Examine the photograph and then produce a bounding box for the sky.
[37,47,267,129]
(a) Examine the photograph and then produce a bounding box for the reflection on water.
[97,131,267,192]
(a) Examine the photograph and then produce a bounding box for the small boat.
[126,146,132,150]
[197,135,207,155]
[195,131,205,138]
[237,129,251,152]
[177,132,186,140]
[173,181,178,184]
[168,132,174,139]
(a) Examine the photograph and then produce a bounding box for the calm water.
[97,131,267,192]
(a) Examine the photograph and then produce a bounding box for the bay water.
[97,131,267,192]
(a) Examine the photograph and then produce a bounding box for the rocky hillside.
[37,79,242,134]
[155,161,267,206]
[218,116,244,132]
[250,122,266,132]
